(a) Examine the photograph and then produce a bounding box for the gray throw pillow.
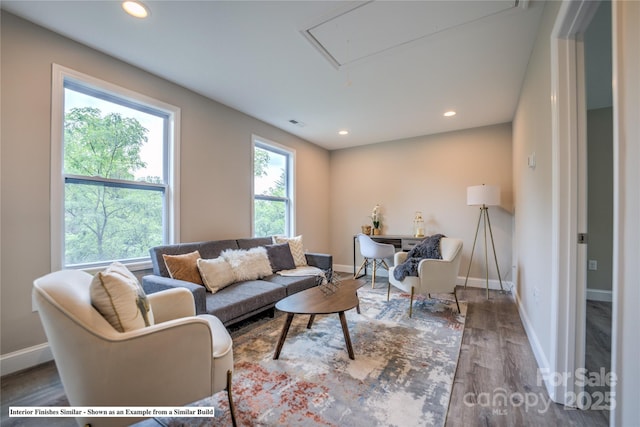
[266,243,296,272]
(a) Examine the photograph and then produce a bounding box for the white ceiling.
[2,0,546,150]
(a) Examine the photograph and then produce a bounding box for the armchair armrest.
[147,287,195,323]
[394,251,408,265]
[142,275,206,315]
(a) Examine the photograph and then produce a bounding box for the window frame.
[51,64,181,272]
[251,135,295,237]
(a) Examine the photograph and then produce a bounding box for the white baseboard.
[512,288,558,402]
[334,264,514,292]
[1,342,53,376]
[586,288,613,302]
[455,276,514,292]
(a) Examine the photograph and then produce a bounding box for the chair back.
[441,237,463,262]
[357,233,395,259]
[33,270,125,416]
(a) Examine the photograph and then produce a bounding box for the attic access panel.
[304,0,518,68]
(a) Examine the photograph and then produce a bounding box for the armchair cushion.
[90,261,155,332]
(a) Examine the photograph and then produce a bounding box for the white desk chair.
[354,233,396,289]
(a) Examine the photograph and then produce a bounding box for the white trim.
[50,64,180,271]
[586,289,613,303]
[514,289,554,398]
[548,0,600,406]
[251,134,296,237]
[611,1,640,424]
[0,343,53,376]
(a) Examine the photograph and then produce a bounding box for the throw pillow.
[197,257,236,293]
[163,250,203,285]
[221,247,273,281]
[273,235,307,266]
[90,261,155,332]
[265,242,296,272]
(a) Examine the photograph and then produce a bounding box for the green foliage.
[64,107,163,265]
[253,147,287,237]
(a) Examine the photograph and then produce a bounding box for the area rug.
[154,285,466,427]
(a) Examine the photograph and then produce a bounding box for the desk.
[352,234,425,277]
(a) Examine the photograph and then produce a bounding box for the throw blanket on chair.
[392,234,446,281]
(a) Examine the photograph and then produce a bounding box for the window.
[51,65,180,270]
[252,136,295,237]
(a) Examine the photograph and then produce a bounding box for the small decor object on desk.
[317,273,342,295]
[371,204,382,235]
[361,225,372,235]
[414,211,425,237]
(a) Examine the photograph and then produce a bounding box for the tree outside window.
[61,81,170,267]
[253,139,294,237]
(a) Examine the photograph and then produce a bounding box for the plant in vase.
[371,204,381,235]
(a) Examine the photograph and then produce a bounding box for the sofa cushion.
[221,247,273,281]
[149,240,239,277]
[273,235,307,266]
[236,237,273,250]
[266,273,319,295]
[162,250,203,285]
[197,257,236,293]
[265,243,296,272]
[206,280,287,324]
[90,261,155,332]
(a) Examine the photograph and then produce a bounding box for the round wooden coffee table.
[273,278,365,360]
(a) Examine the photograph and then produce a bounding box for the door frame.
[549,0,599,406]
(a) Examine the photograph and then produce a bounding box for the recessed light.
[444,111,456,117]
[338,130,349,135]
[122,1,149,18]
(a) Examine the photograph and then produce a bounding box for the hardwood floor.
[446,286,609,427]
[1,280,610,427]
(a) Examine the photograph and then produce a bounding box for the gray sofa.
[142,237,333,326]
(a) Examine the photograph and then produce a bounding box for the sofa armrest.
[142,275,206,315]
[305,252,333,279]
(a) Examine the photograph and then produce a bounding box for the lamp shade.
[467,185,500,206]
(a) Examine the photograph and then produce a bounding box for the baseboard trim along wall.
[1,343,53,376]
[334,264,514,291]
[586,288,613,302]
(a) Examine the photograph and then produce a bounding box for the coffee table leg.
[338,311,355,360]
[273,313,295,360]
[307,314,315,329]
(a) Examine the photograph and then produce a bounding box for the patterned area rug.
[155,285,466,427]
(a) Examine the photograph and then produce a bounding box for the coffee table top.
[276,278,365,315]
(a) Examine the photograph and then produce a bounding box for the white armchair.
[33,269,236,427]
[388,237,463,317]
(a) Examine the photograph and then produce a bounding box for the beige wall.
[0,12,330,356]
[586,107,613,293]
[329,124,513,282]
[512,0,561,372]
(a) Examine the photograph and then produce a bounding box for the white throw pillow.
[90,261,154,332]
[197,257,236,293]
[221,247,273,281]
[273,235,307,266]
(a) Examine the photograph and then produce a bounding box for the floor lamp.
[464,184,504,298]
